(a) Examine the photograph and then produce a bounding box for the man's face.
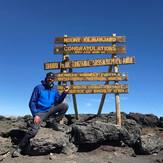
[46,76,55,85]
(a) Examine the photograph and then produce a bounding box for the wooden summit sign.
[54,46,126,54]
[44,34,135,126]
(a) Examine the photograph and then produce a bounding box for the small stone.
[49,153,56,160]
[131,153,136,157]
[0,156,4,161]
[12,149,21,158]
[155,159,162,163]
[113,152,118,156]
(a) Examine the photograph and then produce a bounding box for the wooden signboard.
[55,36,126,43]
[54,46,126,54]
[44,34,135,124]
[44,57,135,70]
[55,72,128,81]
[58,84,128,94]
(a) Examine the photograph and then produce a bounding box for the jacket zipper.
[48,90,50,99]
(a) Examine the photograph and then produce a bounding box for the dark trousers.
[18,102,68,148]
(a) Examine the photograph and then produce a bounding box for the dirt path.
[2,147,163,163]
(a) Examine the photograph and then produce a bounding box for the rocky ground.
[0,113,163,163]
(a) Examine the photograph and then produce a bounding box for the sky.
[0,0,163,117]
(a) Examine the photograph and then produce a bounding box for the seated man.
[12,72,69,157]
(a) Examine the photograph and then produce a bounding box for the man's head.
[45,72,55,88]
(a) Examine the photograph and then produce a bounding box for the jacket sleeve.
[55,89,67,105]
[29,86,40,117]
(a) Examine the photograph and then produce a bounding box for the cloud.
[85,103,92,107]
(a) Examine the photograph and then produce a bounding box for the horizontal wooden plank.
[59,89,128,94]
[55,36,126,43]
[58,84,128,94]
[54,46,126,54]
[58,84,128,89]
[55,72,128,81]
[44,57,135,70]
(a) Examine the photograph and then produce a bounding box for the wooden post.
[64,35,79,120]
[114,63,121,126]
[115,91,121,126]
[112,34,121,126]
[69,68,79,120]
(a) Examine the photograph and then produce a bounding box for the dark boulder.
[29,128,77,155]
[71,120,141,151]
[127,113,159,127]
[122,119,141,147]
[159,117,163,128]
[138,133,163,155]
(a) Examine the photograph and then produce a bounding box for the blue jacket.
[29,81,67,116]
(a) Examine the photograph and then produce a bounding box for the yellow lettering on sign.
[82,37,117,42]
[64,37,81,43]
[55,36,126,43]
[44,57,135,69]
[64,46,118,53]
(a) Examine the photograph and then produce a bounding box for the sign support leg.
[115,93,121,126]
[69,68,79,120]
[97,65,112,116]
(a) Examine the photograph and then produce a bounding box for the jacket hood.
[41,80,46,85]
[41,80,55,89]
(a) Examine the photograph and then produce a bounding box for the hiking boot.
[12,148,21,158]
[40,121,47,127]
[52,123,65,132]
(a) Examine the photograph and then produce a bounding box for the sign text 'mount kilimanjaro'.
[57,84,128,94]
[54,46,126,54]
[55,72,128,81]
[44,57,135,70]
[55,36,126,43]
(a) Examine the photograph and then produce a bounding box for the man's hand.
[63,85,70,93]
[34,115,41,125]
